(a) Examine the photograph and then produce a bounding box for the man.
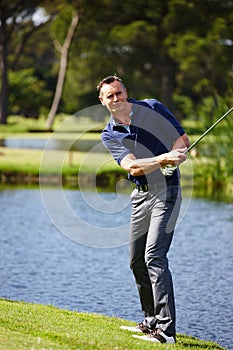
[97,75,190,344]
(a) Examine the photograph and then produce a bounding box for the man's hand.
[160,148,187,177]
[159,148,187,167]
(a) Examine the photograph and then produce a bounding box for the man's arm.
[120,147,187,177]
[120,133,190,176]
[172,133,190,150]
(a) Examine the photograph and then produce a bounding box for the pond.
[0,188,232,349]
[0,137,107,153]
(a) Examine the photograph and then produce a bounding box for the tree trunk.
[160,64,176,112]
[45,10,79,130]
[0,15,9,124]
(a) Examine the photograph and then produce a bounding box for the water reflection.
[0,188,232,349]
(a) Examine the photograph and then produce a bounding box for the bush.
[8,68,51,118]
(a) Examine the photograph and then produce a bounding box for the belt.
[136,184,149,192]
[136,181,179,192]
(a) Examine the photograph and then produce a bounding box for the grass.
[0,115,121,185]
[0,146,191,193]
[0,146,126,191]
[0,147,118,175]
[0,299,226,350]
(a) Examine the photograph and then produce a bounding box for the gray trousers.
[129,184,181,336]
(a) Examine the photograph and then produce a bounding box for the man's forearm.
[172,133,190,150]
[120,149,187,177]
[126,156,164,176]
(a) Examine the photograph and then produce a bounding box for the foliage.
[61,0,233,118]
[1,0,233,121]
[0,298,226,350]
[188,97,233,201]
[8,69,51,117]
[0,0,52,123]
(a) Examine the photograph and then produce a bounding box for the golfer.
[97,75,190,344]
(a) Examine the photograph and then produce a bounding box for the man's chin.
[111,103,126,114]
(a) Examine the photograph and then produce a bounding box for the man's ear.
[99,97,105,106]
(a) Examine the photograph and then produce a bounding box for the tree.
[62,0,232,117]
[1,0,232,123]
[45,5,79,129]
[0,0,51,124]
[164,0,233,113]
[8,68,51,117]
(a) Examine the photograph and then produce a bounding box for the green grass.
[0,147,120,175]
[0,115,115,181]
[0,299,225,350]
[0,146,126,191]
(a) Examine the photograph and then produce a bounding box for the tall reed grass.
[190,98,233,201]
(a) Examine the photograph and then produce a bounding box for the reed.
[189,100,233,201]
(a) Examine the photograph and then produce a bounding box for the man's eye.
[107,94,113,99]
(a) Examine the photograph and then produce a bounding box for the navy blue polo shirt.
[101,98,185,186]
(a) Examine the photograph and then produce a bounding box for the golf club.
[161,106,233,176]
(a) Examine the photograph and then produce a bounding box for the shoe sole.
[120,325,143,333]
[133,334,175,344]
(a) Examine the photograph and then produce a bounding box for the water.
[0,137,107,153]
[0,188,232,349]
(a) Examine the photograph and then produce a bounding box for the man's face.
[99,80,128,114]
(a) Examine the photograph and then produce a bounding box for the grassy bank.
[0,147,117,175]
[0,115,125,188]
[0,146,126,191]
[0,145,229,201]
[0,299,225,350]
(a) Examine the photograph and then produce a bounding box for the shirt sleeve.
[149,99,185,137]
[101,129,132,165]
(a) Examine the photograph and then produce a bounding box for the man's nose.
[113,94,119,101]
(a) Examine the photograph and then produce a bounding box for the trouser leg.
[129,234,155,317]
[129,190,154,317]
[145,186,181,335]
[129,186,181,335]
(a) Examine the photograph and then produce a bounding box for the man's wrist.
[157,154,168,167]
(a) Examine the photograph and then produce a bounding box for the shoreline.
[0,170,127,189]
[1,170,232,203]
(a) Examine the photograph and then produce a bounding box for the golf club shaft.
[185,107,233,153]
[161,107,233,176]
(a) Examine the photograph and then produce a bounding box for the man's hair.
[97,75,126,94]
